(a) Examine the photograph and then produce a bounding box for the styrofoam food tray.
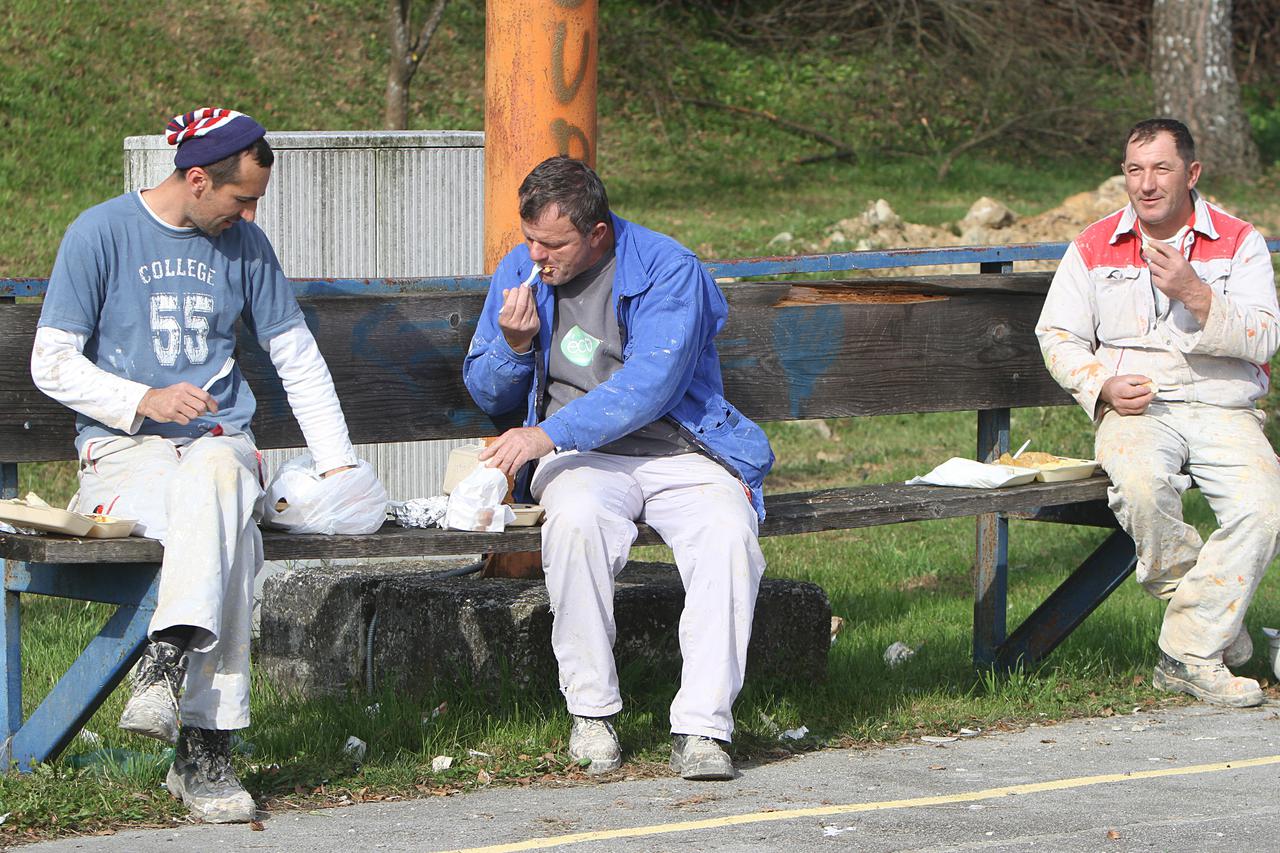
[0,500,95,536]
[1033,458,1098,482]
[509,504,545,526]
[85,516,139,538]
[994,467,1039,487]
[442,444,484,495]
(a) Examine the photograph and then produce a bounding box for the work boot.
[1224,628,1254,669]
[669,734,735,781]
[1153,651,1264,708]
[167,726,257,823]
[119,641,187,743]
[568,715,622,774]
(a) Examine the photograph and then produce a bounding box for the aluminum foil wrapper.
[390,496,450,529]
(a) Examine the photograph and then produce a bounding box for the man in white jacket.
[31,108,357,822]
[1037,118,1280,707]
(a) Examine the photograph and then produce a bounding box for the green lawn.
[8,401,1280,840]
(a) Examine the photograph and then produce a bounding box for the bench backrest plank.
[0,274,1067,463]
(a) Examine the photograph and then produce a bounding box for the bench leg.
[973,408,1010,667]
[2,588,19,759]
[2,461,18,760]
[974,513,1008,668]
[3,562,159,772]
[994,529,1137,671]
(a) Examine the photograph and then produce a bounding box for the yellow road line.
[438,754,1280,853]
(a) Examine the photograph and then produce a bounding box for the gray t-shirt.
[543,250,692,456]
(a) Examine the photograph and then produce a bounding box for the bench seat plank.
[0,477,1112,564]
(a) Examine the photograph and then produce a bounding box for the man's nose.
[1139,170,1158,194]
[241,200,258,223]
[529,243,548,262]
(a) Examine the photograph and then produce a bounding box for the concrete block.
[257,561,830,699]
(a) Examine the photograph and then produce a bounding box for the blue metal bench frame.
[5,239,1277,771]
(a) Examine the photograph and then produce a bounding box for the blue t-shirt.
[39,191,303,451]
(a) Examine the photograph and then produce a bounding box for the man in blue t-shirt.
[32,108,358,823]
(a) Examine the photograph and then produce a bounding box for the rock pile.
[779,176,1133,275]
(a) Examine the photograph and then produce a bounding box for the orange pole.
[484,0,599,274]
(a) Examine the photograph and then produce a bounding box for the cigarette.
[519,265,541,288]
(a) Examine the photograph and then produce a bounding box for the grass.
[8,402,1280,842]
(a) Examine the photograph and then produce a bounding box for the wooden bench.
[0,243,1165,770]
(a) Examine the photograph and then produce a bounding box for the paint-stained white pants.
[75,433,264,730]
[1095,403,1280,666]
[531,450,766,742]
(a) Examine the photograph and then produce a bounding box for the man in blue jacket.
[464,156,773,780]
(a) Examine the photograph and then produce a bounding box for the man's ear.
[588,221,608,248]
[1186,160,1202,191]
[185,166,210,197]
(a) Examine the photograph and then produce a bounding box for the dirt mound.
[815,176,1130,275]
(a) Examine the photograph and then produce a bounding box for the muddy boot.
[118,641,187,743]
[1153,651,1263,708]
[167,727,256,823]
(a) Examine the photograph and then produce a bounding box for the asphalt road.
[21,702,1280,852]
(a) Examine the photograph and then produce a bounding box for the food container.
[85,515,139,539]
[508,503,545,526]
[441,444,484,494]
[906,458,1039,488]
[0,499,95,536]
[993,467,1039,487]
[1032,457,1099,483]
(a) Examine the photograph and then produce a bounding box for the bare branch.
[407,0,449,81]
[679,96,856,164]
[934,106,1077,181]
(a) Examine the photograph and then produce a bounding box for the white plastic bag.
[262,453,389,535]
[444,466,516,532]
[905,457,1036,489]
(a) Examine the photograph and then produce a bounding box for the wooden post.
[483,0,599,274]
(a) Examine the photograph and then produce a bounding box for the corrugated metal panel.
[259,148,377,278]
[122,132,485,503]
[377,145,484,277]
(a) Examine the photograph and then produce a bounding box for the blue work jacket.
[462,213,774,520]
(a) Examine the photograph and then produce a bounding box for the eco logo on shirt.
[561,324,602,367]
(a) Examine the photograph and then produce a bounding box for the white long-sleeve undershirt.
[31,323,357,471]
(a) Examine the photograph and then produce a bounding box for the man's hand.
[479,426,554,477]
[498,285,539,353]
[137,383,218,425]
[1144,239,1212,326]
[1100,374,1155,416]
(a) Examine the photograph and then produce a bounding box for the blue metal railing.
[4,240,1278,298]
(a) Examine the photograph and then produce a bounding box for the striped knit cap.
[166,108,267,169]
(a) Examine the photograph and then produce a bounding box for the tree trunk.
[1151,0,1260,180]
[386,0,411,129]
[385,0,449,130]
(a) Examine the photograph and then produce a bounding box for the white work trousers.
[75,433,265,730]
[530,450,766,742]
[1095,403,1280,666]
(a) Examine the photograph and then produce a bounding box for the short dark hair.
[180,137,274,187]
[518,156,610,235]
[1124,118,1196,166]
